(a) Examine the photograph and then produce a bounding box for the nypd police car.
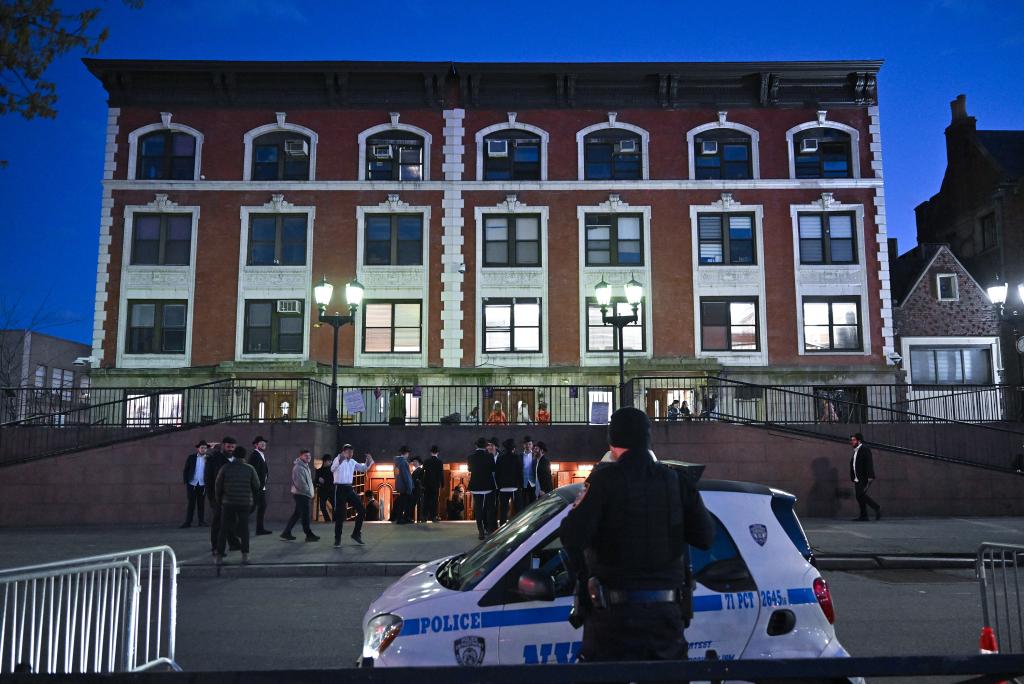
[360,462,850,668]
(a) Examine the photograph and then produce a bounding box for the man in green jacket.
[214,447,260,565]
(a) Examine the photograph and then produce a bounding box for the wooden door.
[485,388,537,424]
[250,390,297,421]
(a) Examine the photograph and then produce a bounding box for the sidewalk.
[1,517,1022,577]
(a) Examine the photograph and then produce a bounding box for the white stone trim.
[235,195,316,362]
[473,115,549,181]
[790,195,872,356]
[575,118,650,181]
[126,117,204,181]
[441,108,466,367]
[685,117,761,180]
[93,107,120,363]
[689,194,768,366]
[474,195,550,367]
[868,104,895,359]
[115,195,200,368]
[785,113,861,179]
[353,195,432,369]
[577,195,654,365]
[899,335,1003,384]
[356,120,433,181]
[242,115,319,181]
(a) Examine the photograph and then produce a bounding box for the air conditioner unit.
[276,299,302,314]
[700,140,719,155]
[616,139,638,154]
[371,144,393,159]
[487,139,509,158]
[284,139,309,158]
[800,138,819,153]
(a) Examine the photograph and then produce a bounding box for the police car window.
[492,532,575,606]
[690,514,756,593]
[455,494,568,592]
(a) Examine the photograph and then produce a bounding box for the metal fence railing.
[977,542,1024,655]
[0,546,179,673]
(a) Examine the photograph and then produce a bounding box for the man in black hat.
[248,435,272,535]
[206,437,240,555]
[559,407,714,663]
[467,437,495,540]
[181,440,209,528]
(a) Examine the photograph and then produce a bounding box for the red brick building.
[84,59,895,420]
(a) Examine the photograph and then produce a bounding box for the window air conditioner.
[284,139,309,158]
[487,139,509,158]
[800,138,819,153]
[372,144,393,159]
[700,140,719,155]
[616,139,638,154]
[276,299,302,314]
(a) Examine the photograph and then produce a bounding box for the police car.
[360,462,851,668]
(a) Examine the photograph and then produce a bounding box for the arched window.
[365,131,425,181]
[250,131,312,181]
[482,130,541,180]
[136,130,198,180]
[793,127,853,179]
[693,129,753,180]
[583,128,642,180]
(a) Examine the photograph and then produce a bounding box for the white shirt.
[522,451,535,487]
[852,444,862,483]
[331,456,369,485]
[190,454,206,487]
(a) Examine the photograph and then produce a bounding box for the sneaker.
[305,534,321,542]
[351,534,365,545]
[255,529,273,536]
[333,539,341,548]
[280,533,296,541]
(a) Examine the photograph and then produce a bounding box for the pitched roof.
[890,244,942,306]
[977,130,1024,179]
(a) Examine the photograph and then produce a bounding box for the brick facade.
[894,247,999,339]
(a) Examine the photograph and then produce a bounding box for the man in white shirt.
[181,440,209,528]
[331,444,374,547]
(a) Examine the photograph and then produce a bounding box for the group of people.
[665,394,716,421]
[484,401,552,425]
[467,434,554,540]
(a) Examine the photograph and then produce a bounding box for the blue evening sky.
[2,0,1022,344]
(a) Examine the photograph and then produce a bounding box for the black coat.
[182,452,205,486]
[535,455,553,494]
[423,455,444,490]
[247,449,269,489]
[467,448,496,492]
[495,448,521,490]
[204,450,230,503]
[850,444,876,482]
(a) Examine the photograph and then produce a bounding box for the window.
[248,214,307,266]
[136,131,196,180]
[700,299,759,351]
[244,300,304,354]
[802,297,862,352]
[79,375,90,392]
[50,368,74,400]
[584,130,641,180]
[127,300,187,354]
[483,298,541,353]
[483,215,541,267]
[936,274,959,301]
[979,213,997,252]
[794,128,852,179]
[586,299,645,352]
[798,213,856,265]
[364,215,423,266]
[910,346,992,385]
[33,365,46,388]
[698,214,755,265]
[126,392,183,427]
[366,132,424,181]
[694,130,753,180]
[483,131,541,180]
[251,131,311,180]
[363,301,421,353]
[131,214,191,265]
[585,214,643,266]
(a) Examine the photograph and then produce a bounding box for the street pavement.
[1,517,1023,575]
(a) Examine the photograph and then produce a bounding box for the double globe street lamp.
[313,275,364,427]
[594,275,644,409]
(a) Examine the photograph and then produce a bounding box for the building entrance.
[250,390,296,421]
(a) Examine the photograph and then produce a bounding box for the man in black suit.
[248,435,272,535]
[850,433,881,521]
[181,440,209,528]
[534,441,554,496]
[422,445,444,522]
[468,437,496,540]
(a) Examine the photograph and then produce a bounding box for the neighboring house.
[890,241,1002,420]
[0,330,91,422]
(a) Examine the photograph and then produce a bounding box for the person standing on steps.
[248,436,272,536]
[850,433,881,521]
[281,449,319,542]
[181,440,208,528]
[331,444,373,547]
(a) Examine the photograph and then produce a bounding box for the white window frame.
[901,336,1002,385]
[575,119,650,181]
[126,119,204,181]
[475,118,549,181]
[242,116,318,181]
[785,113,861,180]
[936,273,960,301]
[357,121,432,181]
[686,119,761,180]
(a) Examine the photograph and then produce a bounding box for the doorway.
[250,390,296,421]
[485,388,536,424]
[645,388,695,421]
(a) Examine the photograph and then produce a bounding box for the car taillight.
[813,577,835,624]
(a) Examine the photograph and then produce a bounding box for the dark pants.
[216,504,250,555]
[253,490,269,532]
[184,484,205,525]
[580,601,688,663]
[208,497,240,551]
[423,486,440,521]
[317,488,333,521]
[472,492,493,535]
[854,480,880,518]
[497,490,515,526]
[395,492,413,523]
[283,494,313,536]
[517,486,537,513]
[334,484,365,541]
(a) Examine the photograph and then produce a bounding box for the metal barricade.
[0,560,139,673]
[977,542,1024,654]
[0,546,178,672]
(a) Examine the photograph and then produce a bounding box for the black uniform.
[559,449,714,662]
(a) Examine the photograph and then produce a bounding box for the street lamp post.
[595,275,644,408]
[313,275,364,429]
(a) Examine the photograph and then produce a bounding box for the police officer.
[559,406,714,663]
